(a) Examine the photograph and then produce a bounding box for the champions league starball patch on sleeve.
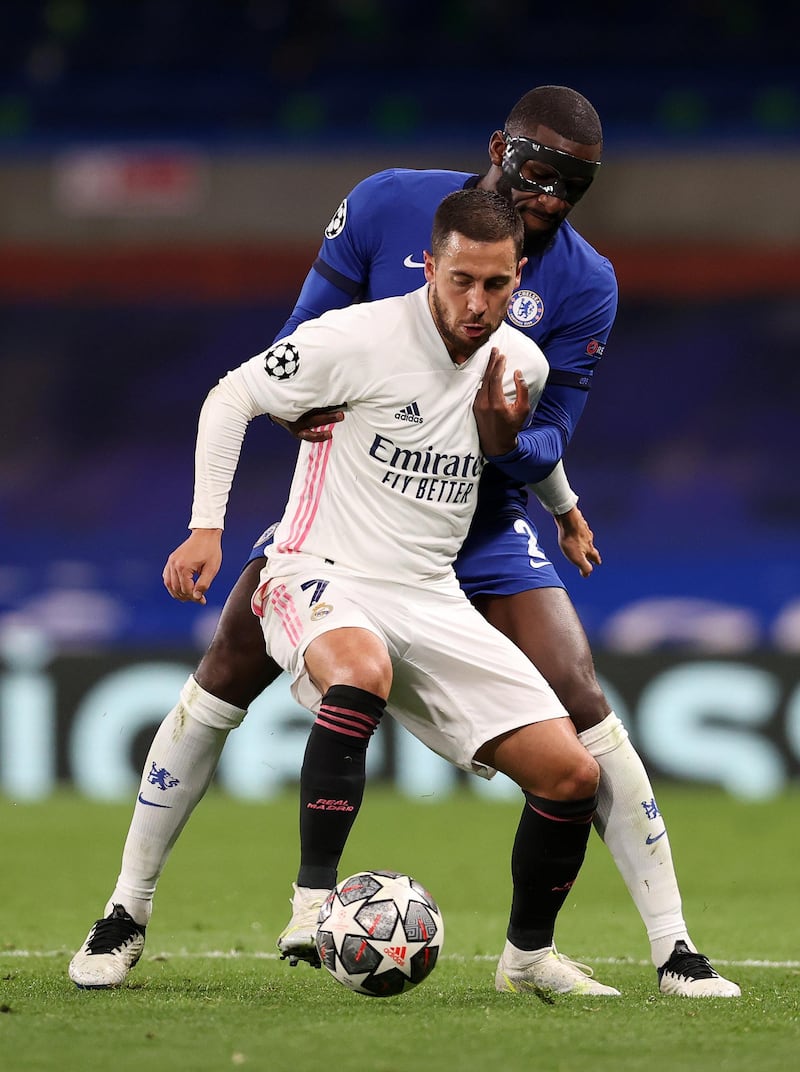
[264,341,300,379]
[325,198,347,238]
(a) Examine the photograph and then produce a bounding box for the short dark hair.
[431,189,525,261]
[505,85,602,147]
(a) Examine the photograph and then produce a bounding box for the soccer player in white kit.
[167,189,618,996]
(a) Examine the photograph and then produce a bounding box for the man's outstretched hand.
[554,506,602,578]
[163,529,223,604]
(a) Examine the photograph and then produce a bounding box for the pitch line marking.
[2,950,798,969]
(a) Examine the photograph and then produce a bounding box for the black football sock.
[507,791,597,951]
[297,684,386,889]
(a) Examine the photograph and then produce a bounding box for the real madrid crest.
[311,603,334,621]
[507,289,544,328]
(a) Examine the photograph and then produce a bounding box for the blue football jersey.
[272,167,618,597]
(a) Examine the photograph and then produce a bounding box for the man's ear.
[423,250,435,283]
[488,129,506,167]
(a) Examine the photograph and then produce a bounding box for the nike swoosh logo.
[529,559,552,569]
[138,792,172,809]
[403,254,425,269]
[646,830,666,844]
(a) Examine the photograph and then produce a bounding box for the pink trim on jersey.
[269,583,303,648]
[277,435,334,554]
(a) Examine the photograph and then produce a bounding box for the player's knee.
[322,658,392,700]
[526,751,599,802]
[565,752,600,799]
[305,631,393,698]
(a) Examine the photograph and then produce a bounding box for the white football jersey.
[190,285,549,584]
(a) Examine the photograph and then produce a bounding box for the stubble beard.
[429,286,489,365]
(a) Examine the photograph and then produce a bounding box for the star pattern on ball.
[366,911,431,979]
[315,870,443,996]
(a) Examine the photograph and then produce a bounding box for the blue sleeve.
[541,258,617,379]
[273,172,396,341]
[273,260,358,341]
[485,382,590,483]
[487,255,617,483]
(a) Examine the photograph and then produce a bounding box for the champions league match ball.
[315,870,444,997]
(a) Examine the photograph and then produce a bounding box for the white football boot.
[276,883,330,968]
[69,904,146,989]
[495,941,621,997]
[658,941,741,997]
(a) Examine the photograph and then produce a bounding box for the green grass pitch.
[2,785,799,1072]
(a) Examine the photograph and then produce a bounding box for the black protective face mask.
[501,133,600,205]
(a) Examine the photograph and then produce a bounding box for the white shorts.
[253,559,567,778]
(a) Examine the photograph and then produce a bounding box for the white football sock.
[578,713,696,967]
[106,675,246,927]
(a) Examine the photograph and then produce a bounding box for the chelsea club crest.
[507,289,544,328]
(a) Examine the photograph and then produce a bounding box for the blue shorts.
[244,513,564,601]
[454,509,565,600]
[245,523,278,566]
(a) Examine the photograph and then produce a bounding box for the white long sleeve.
[188,373,266,530]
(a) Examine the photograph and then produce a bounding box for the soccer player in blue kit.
[69,86,739,998]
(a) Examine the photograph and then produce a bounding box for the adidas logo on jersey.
[394,401,423,424]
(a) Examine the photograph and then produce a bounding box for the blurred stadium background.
[1,1,799,803]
